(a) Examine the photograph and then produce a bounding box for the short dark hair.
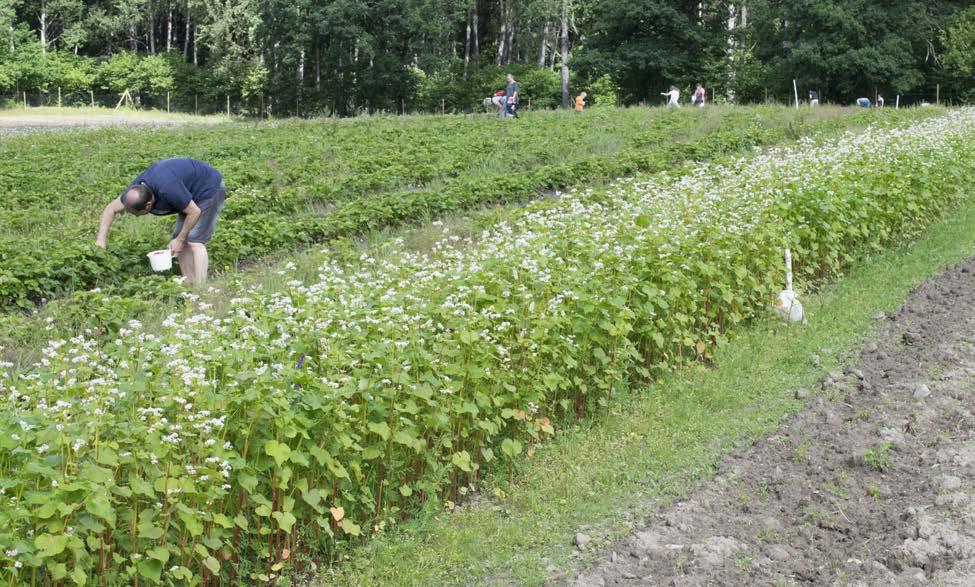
[124,184,154,212]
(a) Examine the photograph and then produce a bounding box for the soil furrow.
[569,260,975,586]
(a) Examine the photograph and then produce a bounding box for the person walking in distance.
[661,85,681,108]
[692,83,706,107]
[504,73,520,118]
[96,158,227,284]
[575,91,587,112]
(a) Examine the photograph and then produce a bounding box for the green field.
[1,106,971,585]
[0,105,925,311]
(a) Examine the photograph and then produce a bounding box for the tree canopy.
[0,0,971,114]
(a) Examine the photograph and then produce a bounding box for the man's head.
[122,184,155,216]
[506,74,514,83]
[580,92,587,98]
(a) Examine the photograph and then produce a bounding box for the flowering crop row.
[2,110,974,584]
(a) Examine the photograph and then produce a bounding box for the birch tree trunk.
[166,2,173,52]
[39,0,47,54]
[315,45,321,91]
[149,0,156,55]
[472,5,479,56]
[463,8,472,78]
[560,0,570,108]
[496,0,506,65]
[184,11,191,60]
[537,20,548,67]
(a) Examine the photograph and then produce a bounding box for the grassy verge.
[324,194,975,586]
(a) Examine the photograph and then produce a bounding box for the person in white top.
[661,85,681,108]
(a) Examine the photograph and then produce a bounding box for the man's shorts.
[172,186,227,244]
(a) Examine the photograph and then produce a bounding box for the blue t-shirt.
[121,158,224,216]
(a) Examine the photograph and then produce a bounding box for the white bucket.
[147,249,173,272]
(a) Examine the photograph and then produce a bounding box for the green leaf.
[203,556,221,575]
[451,450,473,472]
[147,546,170,563]
[239,473,259,493]
[367,421,391,440]
[212,513,233,529]
[96,447,119,467]
[70,566,87,586]
[138,559,163,582]
[339,519,361,536]
[501,438,523,458]
[137,524,165,540]
[264,440,292,466]
[85,493,116,528]
[301,488,322,509]
[35,533,69,557]
[179,511,204,537]
[308,445,329,465]
[399,484,413,497]
[272,511,297,533]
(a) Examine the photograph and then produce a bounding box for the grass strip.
[328,194,975,586]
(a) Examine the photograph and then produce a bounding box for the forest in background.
[1,1,974,116]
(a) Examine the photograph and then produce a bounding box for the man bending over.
[96,158,227,284]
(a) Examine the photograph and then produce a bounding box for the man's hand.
[169,238,186,255]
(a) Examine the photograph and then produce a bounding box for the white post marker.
[784,249,794,292]
[793,79,799,110]
[775,248,804,322]
[896,95,900,109]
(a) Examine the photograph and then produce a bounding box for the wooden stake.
[167,92,171,113]
[792,79,799,110]
[896,95,900,109]
[90,90,95,108]
[226,95,230,117]
[441,98,445,115]
[195,94,198,115]
[936,84,940,105]
[401,98,406,116]
[23,91,26,108]
[57,86,61,108]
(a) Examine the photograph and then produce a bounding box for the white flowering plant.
[1,109,974,584]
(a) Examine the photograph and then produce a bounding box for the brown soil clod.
[566,260,975,586]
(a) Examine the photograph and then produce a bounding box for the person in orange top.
[575,91,587,112]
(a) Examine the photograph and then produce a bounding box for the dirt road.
[569,261,975,586]
[0,111,221,136]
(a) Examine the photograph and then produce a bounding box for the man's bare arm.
[96,199,125,248]
[169,201,202,254]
